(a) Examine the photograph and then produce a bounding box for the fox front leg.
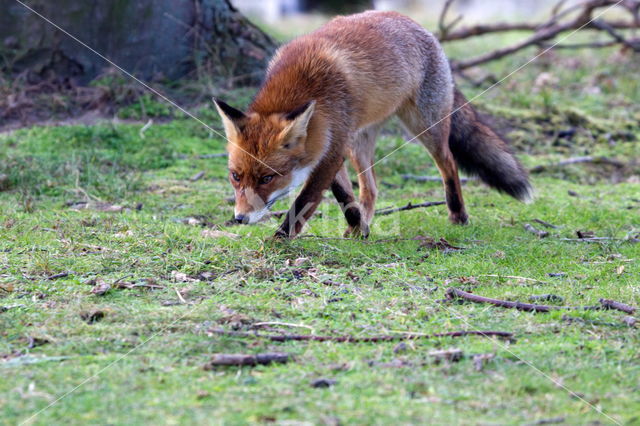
[274,152,346,239]
[331,165,369,238]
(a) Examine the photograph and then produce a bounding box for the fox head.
[213,98,319,224]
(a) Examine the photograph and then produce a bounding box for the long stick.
[446,287,557,312]
[446,288,637,314]
[600,298,636,314]
[210,328,513,343]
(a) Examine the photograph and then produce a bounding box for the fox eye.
[259,175,274,185]
[231,171,240,182]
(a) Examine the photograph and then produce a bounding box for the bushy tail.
[449,88,533,202]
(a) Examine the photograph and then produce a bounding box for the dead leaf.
[80,310,107,324]
[218,305,252,328]
[429,348,463,364]
[472,353,495,371]
[186,217,201,226]
[577,230,595,239]
[0,282,14,292]
[0,174,9,191]
[532,72,559,93]
[523,223,549,238]
[89,279,111,296]
[285,257,310,267]
[94,203,124,213]
[393,342,408,354]
[171,271,196,282]
[114,230,134,238]
[419,237,464,252]
[201,229,240,239]
[622,316,637,327]
[311,378,337,388]
[492,250,506,259]
[346,271,360,282]
[616,265,625,275]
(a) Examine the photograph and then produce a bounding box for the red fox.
[214,11,532,238]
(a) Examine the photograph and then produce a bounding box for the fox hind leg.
[397,99,468,225]
[348,125,380,229]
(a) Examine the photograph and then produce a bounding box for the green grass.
[1,32,640,426]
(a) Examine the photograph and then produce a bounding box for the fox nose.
[234,214,247,224]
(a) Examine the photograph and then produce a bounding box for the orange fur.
[214,11,531,237]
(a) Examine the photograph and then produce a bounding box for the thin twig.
[401,174,473,183]
[139,119,153,139]
[533,218,559,229]
[46,272,69,280]
[478,274,547,284]
[251,322,315,331]
[540,39,622,49]
[590,18,640,51]
[375,201,446,216]
[560,237,638,243]
[524,223,550,238]
[437,0,464,39]
[174,288,187,304]
[210,328,514,343]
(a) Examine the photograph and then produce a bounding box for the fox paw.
[449,211,469,225]
[344,222,370,239]
[272,229,292,240]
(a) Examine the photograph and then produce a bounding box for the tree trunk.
[0,0,277,86]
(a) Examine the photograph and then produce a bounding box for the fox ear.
[213,98,246,140]
[279,101,316,145]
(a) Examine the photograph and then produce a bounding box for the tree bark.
[0,0,276,86]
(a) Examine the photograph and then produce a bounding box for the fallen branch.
[210,328,513,343]
[446,288,637,315]
[203,352,290,368]
[540,39,625,49]
[524,223,550,238]
[442,20,638,42]
[600,298,636,314]
[591,18,640,51]
[46,272,69,280]
[438,0,640,70]
[446,287,558,312]
[375,201,446,216]
[530,156,625,173]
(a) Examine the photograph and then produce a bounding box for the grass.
[1,27,640,426]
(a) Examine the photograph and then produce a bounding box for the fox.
[214,11,532,239]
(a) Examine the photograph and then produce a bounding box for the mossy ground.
[1,20,639,426]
